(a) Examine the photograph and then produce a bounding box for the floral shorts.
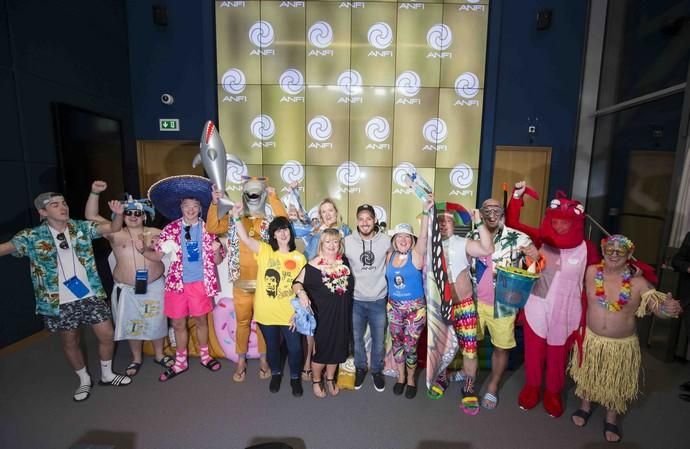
[43,296,111,333]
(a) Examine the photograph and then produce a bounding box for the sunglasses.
[184,225,191,241]
[480,207,504,217]
[56,232,69,250]
[603,246,629,257]
[124,210,144,217]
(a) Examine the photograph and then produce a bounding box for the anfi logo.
[308,21,333,48]
[336,161,361,187]
[394,162,417,187]
[249,21,274,47]
[368,22,393,49]
[337,70,363,96]
[423,118,448,144]
[455,72,480,99]
[308,116,332,142]
[227,160,249,184]
[280,160,305,184]
[396,71,421,97]
[279,69,305,95]
[450,163,474,189]
[250,115,276,140]
[221,69,246,95]
[373,205,387,224]
[365,117,390,143]
[427,24,452,51]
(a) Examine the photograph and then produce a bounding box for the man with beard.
[344,204,391,392]
[85,180,173,377]
[467,198,540,410]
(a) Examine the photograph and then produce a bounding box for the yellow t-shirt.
[253,242,307,325]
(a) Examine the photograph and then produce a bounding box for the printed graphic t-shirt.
[254,242,307,326]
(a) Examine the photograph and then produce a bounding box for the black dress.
[302,259,354,364]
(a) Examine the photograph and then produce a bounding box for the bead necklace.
[594,262,631,312]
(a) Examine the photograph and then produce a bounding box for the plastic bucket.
[495,266,539,308]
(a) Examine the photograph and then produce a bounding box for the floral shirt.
[156,219,222,297]
[467,224,533,305]
[11,220,105,317]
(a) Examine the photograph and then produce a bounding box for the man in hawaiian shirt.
[467,198,540,410]
[0,192,132,402]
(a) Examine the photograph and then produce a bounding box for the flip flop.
[98,373,132,387]
[571,408,592,427]
[125,362,142,377]
[201,358,221,372]
[679,393,690,402]
[301,369,313,381]
[73,383,92,402]
[481,392,498,410]
[258,367,271,380]
[232,367,247,382]
[461,396,480,416]
[154,355,174,368]
[426,384,445,400]
[404,384,417,399]
[604,421,622,443]
[680,381,690,392]
[159,366,189,382]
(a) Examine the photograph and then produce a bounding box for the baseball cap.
[34,192,64,210]
[356,204,376,218]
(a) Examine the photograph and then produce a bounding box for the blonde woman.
[301,198,351,380]
[292,228,354,398]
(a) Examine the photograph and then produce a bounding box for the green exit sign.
[159,119,180,131]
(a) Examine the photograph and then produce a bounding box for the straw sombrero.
[147,175,213,220]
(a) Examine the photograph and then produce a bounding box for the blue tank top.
[386,254,424,301]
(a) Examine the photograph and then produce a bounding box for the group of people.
[1,175,684,444]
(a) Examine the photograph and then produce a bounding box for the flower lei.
[318,256,350,295]
[594,262,632,312]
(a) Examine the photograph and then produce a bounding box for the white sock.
[75,367,91,386]
[100,359,114,381]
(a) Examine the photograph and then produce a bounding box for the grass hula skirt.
[568,328,641,415]
[147,175,213,221]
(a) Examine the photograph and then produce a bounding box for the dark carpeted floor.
[1,327,689,449]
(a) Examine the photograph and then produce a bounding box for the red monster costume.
[506,185,599,418]
[506,184,657,418]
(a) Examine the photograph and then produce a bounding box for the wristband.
[90,191,100,196]
[232,216,242,223]
[421,211,430,216]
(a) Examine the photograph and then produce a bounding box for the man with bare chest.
[86,181,172,377]
[569,234,682,443]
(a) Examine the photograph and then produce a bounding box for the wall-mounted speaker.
[152,5,168,27]
[536,9,553,31]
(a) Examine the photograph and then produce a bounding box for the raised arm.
[231,203,260,254]
[412,194,434,268]
[466,209,494,258]
[505,181,542,246]
[85,180,108,222]
[95,200,124,235]
[207,186,230,234]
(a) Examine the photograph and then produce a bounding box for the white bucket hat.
[389,223,417,239]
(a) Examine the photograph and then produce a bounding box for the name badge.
[186,241,200,262]
[63,276,89,298]
[135,268,148,295]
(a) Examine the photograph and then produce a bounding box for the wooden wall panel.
[136,140,203,195]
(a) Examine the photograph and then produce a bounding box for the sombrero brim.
[148,175,213,221]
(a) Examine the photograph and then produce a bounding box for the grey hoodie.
[344,230,391,301]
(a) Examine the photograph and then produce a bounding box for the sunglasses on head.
[56,232,69,250]
[124,210,144,217]
[603,246,628,257]
[184,225,191,241]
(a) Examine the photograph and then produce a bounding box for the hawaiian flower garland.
[318,256,350,295]
[594,262,632,312]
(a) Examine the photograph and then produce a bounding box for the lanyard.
[126,227,147,271]
[55,232,77,282]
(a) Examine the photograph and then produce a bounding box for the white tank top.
[442,235,469,282]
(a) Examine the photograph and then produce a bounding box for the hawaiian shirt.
[156,219,222,297]
[11,220,105,317]
[467,224,533,304]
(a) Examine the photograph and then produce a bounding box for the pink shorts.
[164,281,213,319]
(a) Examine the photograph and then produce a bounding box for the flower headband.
[600,234,635,253]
